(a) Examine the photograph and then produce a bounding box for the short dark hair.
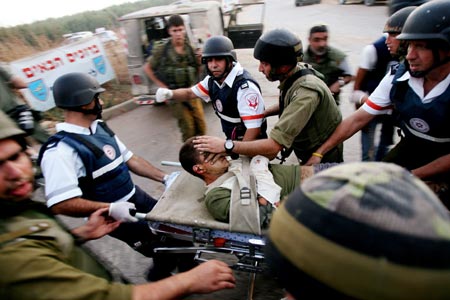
[167,14,184,28]
[309,24,328,36]
[179,137,202,179]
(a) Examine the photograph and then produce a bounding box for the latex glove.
[109,202,138,222]
[155,88,173,103]
[163,171,180,190]
[349,90,368,105]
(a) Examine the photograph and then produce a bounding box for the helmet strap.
[67,97,103,119]
[409,47,450,78]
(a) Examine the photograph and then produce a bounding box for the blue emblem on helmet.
[28,79,48,101]
[93,56,106,74]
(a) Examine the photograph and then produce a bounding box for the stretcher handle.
[129,209,147,220]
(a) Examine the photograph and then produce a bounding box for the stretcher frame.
[144,171,268,299]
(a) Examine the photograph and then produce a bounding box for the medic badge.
[103,145,116,160]
[215,99,223,112]
[409,118,429,133]
[246,93,259,110]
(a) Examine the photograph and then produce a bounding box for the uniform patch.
[240,82,249,89]
[246,93,259,110]
[409,118,429,133]
[103,145,116,160]
[215,99,224,112]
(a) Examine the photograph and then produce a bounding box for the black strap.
[279,68,314,116]
[277,68,314,163]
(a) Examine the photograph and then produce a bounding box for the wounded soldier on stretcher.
[179,137,333,228]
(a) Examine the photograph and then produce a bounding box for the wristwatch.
[224,139,235,154]
[338,78,346,87]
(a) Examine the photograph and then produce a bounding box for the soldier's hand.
[109,202,138,222]
[156,88,173,103]
[178,260,236,294]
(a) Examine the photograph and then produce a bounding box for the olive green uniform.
[0,201,132,300]
[148,40,206,141]
[303,46,347,104]
[205,163,300,224]
[0,67,49,143]
[270,63,343,164]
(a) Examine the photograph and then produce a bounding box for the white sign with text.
[9,36,115,111]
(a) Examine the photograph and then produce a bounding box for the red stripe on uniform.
[366,99,393,111]
[197,83,209,96]
[241,114,264,120]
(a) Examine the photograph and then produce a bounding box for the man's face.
[168,25,186,44]
[198,153,229,176]
[386,33,401,55]
[308,32,328,55]
[406,40,438,74]
[206,57,228,81]
[258,61,277,82]
[0,139,34,202]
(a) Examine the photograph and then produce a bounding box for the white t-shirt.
[41,120,134,207]
[363,70,450,115]
[191,62,265,129]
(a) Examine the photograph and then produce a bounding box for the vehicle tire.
[295,1,300,6]
[338,0,346,5]
[364,0,375,6]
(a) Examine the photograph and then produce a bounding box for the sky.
[0,0,141,27]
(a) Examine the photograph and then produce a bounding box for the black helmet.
[383,6,416,34]
[254,29,303,67]
[397,0,450,46]
[53,72,105,109]
[201,36,236,64]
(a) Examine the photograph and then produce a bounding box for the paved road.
[52,0,391,299]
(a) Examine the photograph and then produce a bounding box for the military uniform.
[270,63,343,164]
[205,162,300,224]
[148,40,206,141]
[0,200,132,300]
[0,67,49,143]
[303,46,352,105]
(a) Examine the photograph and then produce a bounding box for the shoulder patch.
[390,63,399,75]
[240,81,249,90]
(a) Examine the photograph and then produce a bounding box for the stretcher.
[144,170,267,299]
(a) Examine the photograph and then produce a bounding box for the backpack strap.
[228,157,260,234]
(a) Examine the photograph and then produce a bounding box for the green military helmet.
[397,0,450,47]
[266,162,450,300]
[201,35,236,64]
[383,6,417,34]
[52,72,105,109]
[0,110,26,141]
[253,28,303,67]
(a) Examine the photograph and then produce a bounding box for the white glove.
[109,202,138,222]
[155,88,173,103]
[163,171,180,190]
[350,90,368,105]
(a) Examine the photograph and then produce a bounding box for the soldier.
[0,66,49,144]
[193,29,343,165]
[143,14,206,141]
[155,35,267,142]
[307,0,450,205]
[0,110,236,300]
[303,24,353,105]
[266,162,450,300]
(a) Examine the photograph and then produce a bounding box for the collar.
[56,120,102,135]
[214,62,244,88]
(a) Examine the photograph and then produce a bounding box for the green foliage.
[0,0,174,47]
